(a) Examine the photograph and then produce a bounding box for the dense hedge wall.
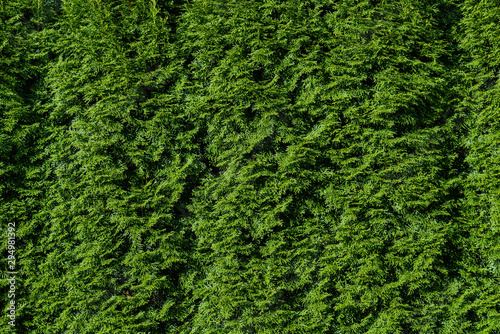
[1,0,499,333]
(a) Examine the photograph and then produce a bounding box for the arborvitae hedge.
[0,1,58,332]
[0,0,498,333]
[181,0,468,332]
[22,0,203,332]
[457,0,500,331]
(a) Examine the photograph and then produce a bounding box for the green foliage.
[0,1,59,332]
[31,0,203,331]
[182,0,466,332]
[456,0,500,331]
[0,0,498,333]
